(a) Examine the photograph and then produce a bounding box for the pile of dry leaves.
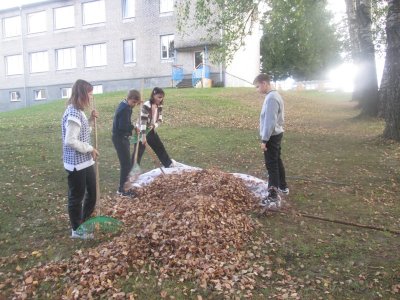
[11,169,285,299]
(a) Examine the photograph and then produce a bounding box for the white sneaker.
[168,159,177,168]
[278,187,289,195]
[71,229,94,240]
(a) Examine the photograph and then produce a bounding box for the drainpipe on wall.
[19,5,28,107]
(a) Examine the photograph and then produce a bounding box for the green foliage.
[261,0,342,80]
[371,0,388,57]
[176,0,261,64]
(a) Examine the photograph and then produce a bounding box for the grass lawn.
[0,88,399,299]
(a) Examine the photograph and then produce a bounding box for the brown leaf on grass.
[24,276,33,284]
[160,290,168,298]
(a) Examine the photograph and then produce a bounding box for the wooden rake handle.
[145,144,166,175]
[133,79,145,166]
[92,96,101,213]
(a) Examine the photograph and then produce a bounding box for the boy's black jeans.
[132,129,172,168]
[67,165,97,231]
[112,135,132,192]
[263,133,287,190]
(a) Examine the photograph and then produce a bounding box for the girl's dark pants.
[132,129,172,167]
[67,165,97,230]
[112,135,132,192]
[264,133,287,190]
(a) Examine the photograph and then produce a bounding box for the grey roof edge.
[0,0,61,12]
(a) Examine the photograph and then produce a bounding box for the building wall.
[0,0,260,112]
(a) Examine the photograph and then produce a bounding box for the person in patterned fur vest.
[132,87,175,168]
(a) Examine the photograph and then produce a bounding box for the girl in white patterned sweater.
[61,79,99,239]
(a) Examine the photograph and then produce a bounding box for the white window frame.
[3,16,21,38]
[27,11,47,34]
[160,0,174,14]
[5,54,24,76]
[54,6,75,30]
[123,39,136,64]
[61,87,72,99]
[160,34,174,60]
[10,91,21,102]
[34,89,47,100]
[93,85,103,94]
[82,0,106,25]
[122,0,135,19]
[84,43,107,67]
[30,51,49,73]
[56,47,76,70]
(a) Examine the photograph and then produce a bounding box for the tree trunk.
[355,0,379,116]
[345,0,379,116]
[378,53,389,118]
[382,0,400,141]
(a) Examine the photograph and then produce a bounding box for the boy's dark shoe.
[260,187,281,210]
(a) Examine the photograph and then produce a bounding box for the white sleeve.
[65,120,94,153]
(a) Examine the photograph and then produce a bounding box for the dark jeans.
[132,129,172,167]
[264,133,287,190]
[112,135,132,191]
[66,165,97,230]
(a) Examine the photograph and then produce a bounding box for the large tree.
[261,0,341,81]
[344,0,379,117]
[380,0,400,141]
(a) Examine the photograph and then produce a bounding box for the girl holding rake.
[61,79,99,239]
[132,87,175,168]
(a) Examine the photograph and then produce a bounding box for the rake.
[126,80,145,186]
[76,96,123,236]
[127,127,166,186]
[145,144,166,176]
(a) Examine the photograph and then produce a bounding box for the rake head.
[76,216,123,235]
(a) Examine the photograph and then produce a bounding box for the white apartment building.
[0,0,260,112]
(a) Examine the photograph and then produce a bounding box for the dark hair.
[68,79,93,110]
[253,73,271,85]
[127,89,141,101]
[150,87,165,104]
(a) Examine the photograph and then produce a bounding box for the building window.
[54,6,75,30]
[123,39,136,64]
[84,43,107,67]
[93,85,103,94]
[30,51,49,73]
[160,0,174,13]
[10,91,21,102]
[3,16,21,38]
[27,11,46,34]
[122,0,135,19]
[83,0,105,25]
[5,54,23,76]
[61,87,72,99]
[34,89,47,100]
[56,48,76,70]
[160,34,174,60]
